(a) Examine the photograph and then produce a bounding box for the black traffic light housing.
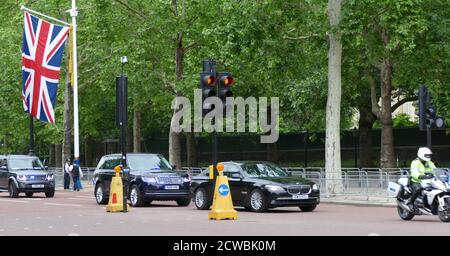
[426,105,445,129]
[418,85,445,131]
[218,72,234,115]
[218,72,234,100]
[200,72,217,117]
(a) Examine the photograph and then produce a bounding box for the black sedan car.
[191,161,320,212]
[93,153,191,207]
[0,155,55,198]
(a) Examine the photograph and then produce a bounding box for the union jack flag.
[22,12,69,123]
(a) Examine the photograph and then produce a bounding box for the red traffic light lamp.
[202,74,216,86]
[220,75,234,87]
[218,72,234,100]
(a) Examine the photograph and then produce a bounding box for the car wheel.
[45,189,55,198]
[129,184,143,207]
[25,192,33,198]
[299,204,317,212]
[176,197,191,207]
[95,183,108,205]
[249,189,268,212]
[9,182,19,198]
[195,187,211,210]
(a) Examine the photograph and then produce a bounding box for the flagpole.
[70,0,80,165]
[20,5,69,26]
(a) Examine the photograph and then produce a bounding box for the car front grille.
[287,185,311,195]
[156,176,183,185]
[27,175,47,181]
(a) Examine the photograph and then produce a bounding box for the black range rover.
[93,153,191,207]
[191,161,320,212]
[0,155,55,198]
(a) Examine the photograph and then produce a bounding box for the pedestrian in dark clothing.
[64,159,71,189]
[69,162,83,191]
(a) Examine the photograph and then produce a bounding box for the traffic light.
[218,72,234,115]
[426,105,445,129]
[200,72,217,116]
[418,85,445,130]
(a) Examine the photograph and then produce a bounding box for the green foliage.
[0,0,448,155]
[374,113,417,128]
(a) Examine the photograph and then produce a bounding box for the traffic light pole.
[212,120,218,179]
[427,126,432,148]
[202,60,219,179]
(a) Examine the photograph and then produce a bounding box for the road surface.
[0,187,448,236]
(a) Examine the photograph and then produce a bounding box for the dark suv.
[0,155,55,198]
[93,153,191,207]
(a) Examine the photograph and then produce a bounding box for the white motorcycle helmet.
[417,147,432,162]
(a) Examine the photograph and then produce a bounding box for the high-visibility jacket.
[410,158,436,184]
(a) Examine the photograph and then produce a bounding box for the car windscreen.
[242,163,289,177]
[9,157,45,170]
[127,155,173,171]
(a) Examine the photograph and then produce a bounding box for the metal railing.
[49,167,96,188]
[50,165,448,200]
[180,166,410,200]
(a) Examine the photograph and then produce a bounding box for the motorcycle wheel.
[397,204,414,221]
[437,209,450,223]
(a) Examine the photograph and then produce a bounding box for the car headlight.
[17,175,27,182]
[142,177,156,183]
[266,185,284,192]
[46,174,54,181]
[183,176,191,183]
[312,184,319,190]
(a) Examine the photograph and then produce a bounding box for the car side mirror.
[171,164,177,170]
[44,166,48,170]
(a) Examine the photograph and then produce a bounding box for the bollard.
[208,163,237,220]
[106,165,126,213]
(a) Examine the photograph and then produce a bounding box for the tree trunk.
[186,131,197,167]
[55,144,62,169]
[358,106,375,167]
[325,0,343,196]
[62,51,72,167]
[127,125,133,153]
[133,110,141,152]
[169,128,182,168]
[169,1,185,169]
[379,56,395,168]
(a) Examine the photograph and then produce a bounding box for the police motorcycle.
[388,169,450,222]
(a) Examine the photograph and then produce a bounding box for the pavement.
[321,196,396,207]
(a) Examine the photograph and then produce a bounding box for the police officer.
[64,159,71,189]
[405,147,436,209]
